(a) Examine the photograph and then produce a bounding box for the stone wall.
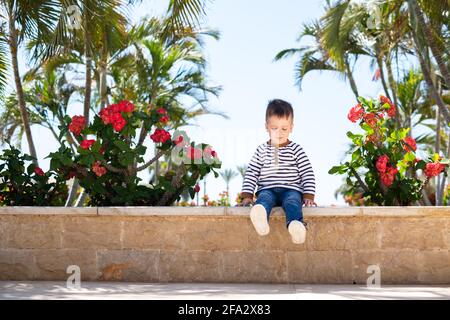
[0,206,449,284]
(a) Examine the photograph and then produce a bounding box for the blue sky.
[16,0,390,206]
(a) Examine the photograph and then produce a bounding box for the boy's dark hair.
[266,99,294,122]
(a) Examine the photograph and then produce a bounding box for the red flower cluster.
[150,129,171,143]
[380,95,396,118]
[156,108,169,123]
[347,103,364,123]
[363,113,378,127]
[69,116,86,136]
[380,167,398,187]
[348,97,397,125]
[402,136,417,152]
[34,167,45,176]
[99,100,134,132]
[80,139,95,150]
[376,155,389,173]
[92,161,107,177]
[424,162,446,178]
[194,184,200,193]
[118,100,135,113]
[376,155,398,187]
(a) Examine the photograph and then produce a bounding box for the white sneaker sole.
[288,221,306,244]
[250,204,270,236]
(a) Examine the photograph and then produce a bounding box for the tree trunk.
[99,33,108,109]
[411,0,450,92]
[435,108,441,204]
[154,144,159,184]
[385,55,402,129]
[376,54,391,101]
[408,1,450,125]
[344,58,359,101]
[8,13,38,165]
[83,3,92,121]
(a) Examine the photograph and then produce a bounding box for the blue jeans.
[255,187,303,228]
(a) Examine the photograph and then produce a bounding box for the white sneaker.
[250,204,270,236]
[288,220,306,244]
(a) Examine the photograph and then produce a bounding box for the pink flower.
[347,103,364,123]
[160,115,169,123]
[80,139,95,150]
[363,113,378,127]
[92,161,107,177]
[376,155,389,173]
[380,167,398,187]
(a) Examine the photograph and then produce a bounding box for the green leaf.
[352,148,361,163]
[114,140,130,152]
[329,166,341,175]
[60,155,73,166]
[404,152,416,163]
[118,152,135,166]
[27,164,36,175]
[135,145,147,156]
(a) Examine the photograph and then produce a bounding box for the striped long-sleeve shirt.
[241,139,316,201]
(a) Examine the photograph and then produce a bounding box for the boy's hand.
[239,197,254,207]
[303,198,317,207]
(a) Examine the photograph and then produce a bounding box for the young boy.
[239,99,317,244]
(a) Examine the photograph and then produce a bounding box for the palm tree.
[407,0,450,125]
[275,20,362,101]
[236,164,247,179]
[0,0,62,164]
[220,168,238,203]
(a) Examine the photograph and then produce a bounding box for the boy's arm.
[241,146,263,199]
[295,146,316,201]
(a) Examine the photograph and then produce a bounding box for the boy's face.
[265,115,293,146]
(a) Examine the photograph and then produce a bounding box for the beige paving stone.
[182,217,250,250]
[2,216,63,249]
[159,250,220,282]
[352,250,422,284]
[97,249,159,282]
[381,218,448,250]
[287,251,353,284]
[122,217,185,250]
[220,250,287,283]
[33,249,98,281]
[0,249,35,280]
[62,217,122,249]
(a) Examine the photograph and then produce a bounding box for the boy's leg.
[280,189,306,244]
[280,189,304,227]
[250,189,276,235]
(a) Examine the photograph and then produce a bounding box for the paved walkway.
[0,281,449,300]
